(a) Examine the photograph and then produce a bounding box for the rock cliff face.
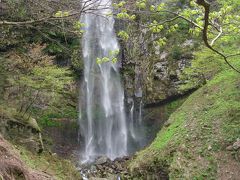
[121,36,200,105]
[118,24,199,106]
[115,1,204,106]
[145,49,196,104]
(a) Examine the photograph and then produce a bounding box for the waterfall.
[79,0,128,162]
[127,97,145,153]
[129,99,136,140]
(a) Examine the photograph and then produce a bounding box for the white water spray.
[79,0,128,162]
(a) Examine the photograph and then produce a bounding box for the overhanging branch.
[196,0,240,73]
[0,12,81,26]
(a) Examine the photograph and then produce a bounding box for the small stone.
[233,138,240,150]
[164,122,171,127]
[90,165,97,172]
[182,39,194,47]
[226,145,234,151]
[95,156,109,165]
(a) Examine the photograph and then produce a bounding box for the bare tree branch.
[0,0,111,26]
[0,12,80,26]
[210,26,222,46]
[28,25,71,53]
[126,9,204,30]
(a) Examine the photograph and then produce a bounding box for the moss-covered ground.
[18,146,82,180]
[129,60,240,179]
[0,105,81,180]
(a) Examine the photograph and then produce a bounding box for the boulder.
[95,156,110,165]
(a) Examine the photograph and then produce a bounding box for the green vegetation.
[0,44,78,127]
[0,105,40,132]
[129,56,240,179]
[38,107,78,128]
[164,97,187,119]
[1,0,240,179]
[18,146,82,180]
[0,1,82,177]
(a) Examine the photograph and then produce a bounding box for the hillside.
[129,59,240,179]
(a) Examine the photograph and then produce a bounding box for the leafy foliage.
[96,50,119,64]
[5,44,74,117]
[118,31,129,41]
[114,0,239,69]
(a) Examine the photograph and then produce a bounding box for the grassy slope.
[0,106,81,180]
[129,63,240,179]
[18,147,82,180]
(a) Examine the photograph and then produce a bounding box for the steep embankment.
[0,135,50,180]
[0,136,51,180]
[0,106,82,180]
[129,64,240,179]
[0,135,82,180]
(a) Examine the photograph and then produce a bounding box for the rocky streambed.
[78,156,131,180]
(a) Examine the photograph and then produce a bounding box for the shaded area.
[44,118,80,161]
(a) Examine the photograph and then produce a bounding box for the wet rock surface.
[79,155,170,180]
[79,156,131,179]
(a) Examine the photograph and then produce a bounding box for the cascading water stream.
[129,99,136,140]
[79,0,128,162]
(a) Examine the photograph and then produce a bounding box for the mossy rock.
[14,115,41,132]
[0,105,40,132]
